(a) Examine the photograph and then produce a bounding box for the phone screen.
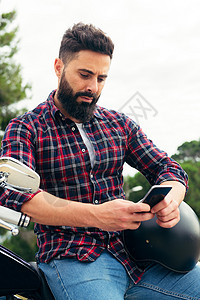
[140,185,172,208]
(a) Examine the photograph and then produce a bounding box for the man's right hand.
[91,199,155,231]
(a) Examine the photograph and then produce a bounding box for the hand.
[151,181,186,228]
[151,197,180,228]
[92,199,155,231]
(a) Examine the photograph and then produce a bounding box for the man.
[0,23,200,299]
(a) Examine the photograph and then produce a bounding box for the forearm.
[21,191,154,231]
[21,191,96,227]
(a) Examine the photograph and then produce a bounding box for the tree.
[123,172,151,203]
[0,10,31,139]
[181,161,200,217]
[172,139,200,217]
[171,140,200,163]
[1,223,38,261]
[0,9,35,260]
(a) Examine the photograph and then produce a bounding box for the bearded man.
[1,23,200,299]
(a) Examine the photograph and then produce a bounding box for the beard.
[56,73,100,123]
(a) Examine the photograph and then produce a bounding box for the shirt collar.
[94,107,103,120]
[47,90,60,119]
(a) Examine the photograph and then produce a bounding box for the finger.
[156,201,179,217]
[157,208,180,222]
[156,215,180,228]
[132,212,155,222]
[156,209,180,228]
[128,221,141,230]
[127,202,151,214]
[151,197,171,213]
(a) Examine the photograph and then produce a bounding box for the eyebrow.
[78,68,108,78]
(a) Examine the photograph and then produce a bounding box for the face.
[54,50,111,123]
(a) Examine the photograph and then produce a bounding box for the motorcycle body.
[0,157,54,300]
[0,244,41,299]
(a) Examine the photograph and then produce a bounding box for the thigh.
[125,263,200,300]
[39,250,130,300]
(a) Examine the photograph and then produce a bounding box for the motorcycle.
[0,157,54,300]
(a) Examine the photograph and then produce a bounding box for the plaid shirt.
[0,90,188,283]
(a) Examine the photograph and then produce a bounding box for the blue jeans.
[39,250,200,299]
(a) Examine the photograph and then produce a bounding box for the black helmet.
[123,201,200,273]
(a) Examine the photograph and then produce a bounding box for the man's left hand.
[151,181,186,228]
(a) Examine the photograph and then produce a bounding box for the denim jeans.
[39,250,200,300]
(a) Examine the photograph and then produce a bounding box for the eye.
[80,73,89,79]
[98,77,106,83]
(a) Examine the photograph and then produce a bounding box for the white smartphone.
[139,185,172,208]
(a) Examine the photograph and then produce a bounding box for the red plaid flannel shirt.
[0,90,188,283]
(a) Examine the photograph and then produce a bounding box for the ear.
[54,58,64,78]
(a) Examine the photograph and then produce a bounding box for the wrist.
[77,202,100,228]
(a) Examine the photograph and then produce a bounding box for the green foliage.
[0,9,35,260]
[123,171,151,202]
[1,222,37,261]
[2,227,38,261]
[171,139,200,217]
[172,139,200,163]
[178,161,200,218]
[0,9,31,138]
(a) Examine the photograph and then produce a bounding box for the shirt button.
[90,174,94,179]
[94,200,99,204]
[72,127,76,131]
[82,148,86,153]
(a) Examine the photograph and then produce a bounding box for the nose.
[86,78,98,94]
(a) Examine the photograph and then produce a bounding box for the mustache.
[75,91,97,101]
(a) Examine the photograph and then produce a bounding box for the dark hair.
[59,23,114,64]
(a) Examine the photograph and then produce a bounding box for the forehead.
[65,50,111,75]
